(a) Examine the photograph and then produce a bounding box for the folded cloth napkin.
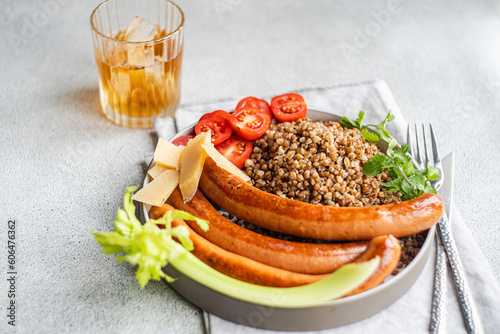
[154,80,500,333]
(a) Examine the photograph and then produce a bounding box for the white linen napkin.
[154,80,500,333]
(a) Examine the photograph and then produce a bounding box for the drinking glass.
[90,0,184,128]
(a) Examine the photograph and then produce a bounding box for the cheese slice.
[179,131,211,202]
[132,169,180,207]
[154,137,183,169]
[147,163,169,180]
[202,143,251,183]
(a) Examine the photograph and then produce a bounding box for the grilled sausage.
[343,234,401,297]
[153,204,329,287]
[199,157,443,241]
[163,187,367,274]
[150,204,400,292]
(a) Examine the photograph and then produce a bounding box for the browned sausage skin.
[199,157,443,241]
[152,204,329,287]
[164,187,367,275]
[343,234,401,297]
[150,204,400,291]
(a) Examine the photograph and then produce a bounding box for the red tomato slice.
[215,135,253,169]
[236,97,272,121]
[171,135,195,147]
[270,93,307,122]
[210,109,231,121]
[195,112,232,145]
[229,106,271,140]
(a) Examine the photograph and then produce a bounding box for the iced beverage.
[91,1,184,128]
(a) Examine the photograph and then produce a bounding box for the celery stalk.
[94,186,379,308]
[167,239,379,307]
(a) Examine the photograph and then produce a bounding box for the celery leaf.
[93,187,209,288]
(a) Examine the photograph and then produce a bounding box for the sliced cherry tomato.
[229,106,271,140]
[171,135,195,147]
[195,111,232,145]
[236,96,272,121]
[210,109,231,121]
[270,93,307,122]
[215,135,253,169]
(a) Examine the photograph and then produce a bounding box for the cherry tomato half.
[195,110,233,145]
[210,109,231,122]
[229,106,271,140]
[270,93,307,122]
[236,96,272,122]
[171,135,195,147]
[215,135,253,169]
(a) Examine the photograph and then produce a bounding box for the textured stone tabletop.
[1,0,499,333]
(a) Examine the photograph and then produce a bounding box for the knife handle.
[437,213,479,333]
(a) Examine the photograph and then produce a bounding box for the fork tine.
[414,124,422,169]
[406,125,413,157]
[422,124,429,168]
[429,123,443,189]
[429,124,441,167]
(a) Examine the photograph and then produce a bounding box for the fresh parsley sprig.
[340,111,439,200]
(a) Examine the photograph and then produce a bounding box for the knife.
[431,153,454,333]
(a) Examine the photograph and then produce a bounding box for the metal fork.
[407,124,478,334]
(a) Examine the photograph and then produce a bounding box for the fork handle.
[430,236,447,333]
[437,213,479,333]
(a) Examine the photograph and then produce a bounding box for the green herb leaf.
[361,128,380,143]
[401,161,417,176]
[339,116,358,129]
[376,110,395,132]
[392,144,410,161]
[363,155,393,175]
[356,111,365,128]
[171,226,194,251]
[170,210,209,232]
[341,111,437,199]
[423,184,438,194]
[93,187,209,288]
[380,178,403,192]
[114,185,142,238]
[379,130,394,146]
[409,174,427,192]
[401,179,415,196]
[93,232,133,254]
[425,166,440,181]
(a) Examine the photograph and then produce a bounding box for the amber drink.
[91,0,184,128]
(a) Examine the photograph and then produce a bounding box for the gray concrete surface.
[1,0,499,333]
